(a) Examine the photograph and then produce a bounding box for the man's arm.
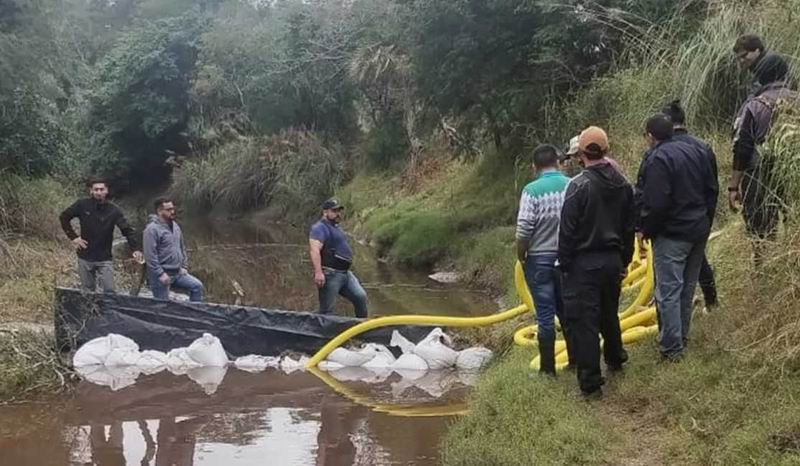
[143,227,165,277]
[730,107,756,211]
[179,231,189,270]
[515,191,536,263]
[558,180,584,272]
[640,156,672,239]
[59,201,81,240]
[705,145,720,226]
[621,185,636,267]
[309,239,325,288]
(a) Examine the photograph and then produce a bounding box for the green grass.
[442,348,615,466]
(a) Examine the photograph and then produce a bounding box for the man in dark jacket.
[59,179,142,293]
[640,114,717,361]
[662,100,719,310]
[559,126,635,398]
[730,37,797,263]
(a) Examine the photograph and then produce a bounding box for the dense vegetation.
[3,2,800,463]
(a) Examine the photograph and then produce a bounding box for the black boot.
[538,336,556,376]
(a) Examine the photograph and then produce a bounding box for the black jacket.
[639,138,717,243]
[59,198,138,262]
[672,129,719,227]
[558,162,635,271]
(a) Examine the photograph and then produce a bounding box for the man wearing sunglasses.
[143,197,204,302]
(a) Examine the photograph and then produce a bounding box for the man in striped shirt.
[516,144,571,375]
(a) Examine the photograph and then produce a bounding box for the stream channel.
[2,215,499,466]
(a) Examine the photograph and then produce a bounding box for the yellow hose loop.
[529,339,568,370]
[513,325,538,347]
[619,306,657,332]
[621,324,659,344]
[619,246,654,320]
[515,260,535,314]
[305,262,534,369]
[308,367,469,417]
[621,262,647,286]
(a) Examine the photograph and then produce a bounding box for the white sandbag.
[187,366,228,395]
[234,355,281,373]
[186,333,228,367]
[105,347,142,367]
[73,334,139,367]
[137,350,169,375]
[392,353,429,371]
[457,370,479,387]
[455,347,493,370]
[329,366,382,383]
[326,347,373,367]
[390,330,416,355]
[413,370,458,398]
[280,355,309,374]
[166,348,201,375]
[76,365,140,391]
[362,343,397,368]
[393,368,428,381]
[318,360,345,371]
[414,328,458,370]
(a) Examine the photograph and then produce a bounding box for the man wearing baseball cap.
[558,126,635,398]
[309,198,368,318]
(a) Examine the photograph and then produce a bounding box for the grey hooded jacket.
[143,214,188,277]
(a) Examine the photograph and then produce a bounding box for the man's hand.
[636,232,647,261]
[159,273,171,285]
[72,237,88,250]
[132,251,144,264]
[314,271,326,288]
[179,267,188,275]
[728,188,741,213]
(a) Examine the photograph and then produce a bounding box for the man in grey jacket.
[730,36,797,263]
[143,198,204,302]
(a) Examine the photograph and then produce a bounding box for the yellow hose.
[308,367,469,417]
[305,261,533,369]
[619,306,657,332]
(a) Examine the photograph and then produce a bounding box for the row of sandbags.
[320,328,493,372]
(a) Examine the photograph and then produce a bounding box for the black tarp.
[54,288,432,359]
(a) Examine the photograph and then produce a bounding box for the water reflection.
[4,369,468,465]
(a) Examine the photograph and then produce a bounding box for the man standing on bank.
[662,100,719,311]
[309,198,368,318]
[59,179,142,293]
[559,127,635,398]
[730,35,797,264]
[516,144,571,376]
[143,198,204,302]
[639,114,717,361]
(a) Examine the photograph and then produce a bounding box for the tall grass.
[171,129,347,218]
[0,175,75,240]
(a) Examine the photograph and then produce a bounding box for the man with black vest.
[309,198,368,318]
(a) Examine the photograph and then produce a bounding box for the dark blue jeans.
[319,269,368,318]
[524,253,559,341]
[148,270,204,302]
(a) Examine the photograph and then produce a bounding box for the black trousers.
[554,270,574,366]
[562,252,626,394]
[698,255,717,306]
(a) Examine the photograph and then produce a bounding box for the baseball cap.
[566,135,580,156]
[578,126,609,157]
[321,198,344,210]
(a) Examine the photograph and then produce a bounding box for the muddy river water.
[1,217,498,465]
